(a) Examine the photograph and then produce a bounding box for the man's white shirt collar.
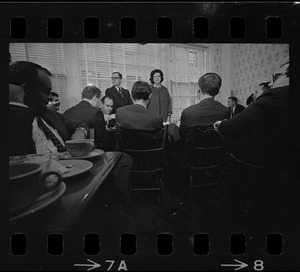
[9,102,28,108]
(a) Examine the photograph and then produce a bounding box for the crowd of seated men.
[9,60,290,208]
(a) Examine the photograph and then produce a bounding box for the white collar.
[82,98,94,106]
[134,102,147,108]
[9,102,28,108]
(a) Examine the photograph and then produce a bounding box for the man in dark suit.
[63,85,106,149]
[215,62,289,171]
[227,96,245,118]
[180,73,230,137]
[116,81,163,131]
[178,72,230,172]
[9,61,132,203]
[9,61,89,155]
[105,72,133,114]
[9,84,36,155]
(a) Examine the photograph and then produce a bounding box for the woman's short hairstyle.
[82,85,101,99]
[198,73,222,97]
[131,81,152,100]
[149,69,164,84]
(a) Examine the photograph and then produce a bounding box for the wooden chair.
[116,125,169,216]
[182,125,227,209]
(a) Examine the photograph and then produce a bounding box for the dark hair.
[101,95,113,104]
[131,81,152,100]
[112,71,122,79]
[246,94,254,106]
[9,61,52,89]
[228,96,238,103]
[149,69,164,84]
[198,73,222,97]
[51,91,59,98]
[82,85,101,99]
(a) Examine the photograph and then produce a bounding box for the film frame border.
[1,1,300,271]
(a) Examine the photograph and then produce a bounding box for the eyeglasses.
[111,77,121,80]
[272,72,289,83]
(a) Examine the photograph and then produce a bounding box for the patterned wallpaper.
[233,44,289,106]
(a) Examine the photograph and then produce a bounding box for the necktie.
[37,117,67,152]
[118,87,123,98]
[230,108,234,118]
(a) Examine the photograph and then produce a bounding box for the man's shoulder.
[106,86,115,92]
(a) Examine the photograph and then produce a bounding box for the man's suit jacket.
[179,98,230,168]
[9,104,36,155]
[9,104,89,155]
[116,104,164,149]
[231,104,245,117]
[63,100,106,149]
[180,98,230,137]
[218,86,289,169]
[116,104,163,131]
[105,86,133,114]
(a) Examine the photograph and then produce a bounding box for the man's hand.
[213,120,222,131]
[71,128,86,139]
[104,114,115,121]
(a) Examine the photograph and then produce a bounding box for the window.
[10,43,211,120]
[168,44,209,121]
[76,43,162,95]
[9,43,69,112]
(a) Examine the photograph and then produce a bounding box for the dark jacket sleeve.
[57,112,89,137]
[93,109,106,149]
[218,98,264,138]
[9,106,36,155]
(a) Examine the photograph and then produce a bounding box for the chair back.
[182,125,226,171]
[116,125,168,176]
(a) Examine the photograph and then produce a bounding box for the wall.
[233,44,289,106]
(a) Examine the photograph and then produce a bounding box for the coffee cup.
[9,162,62,216]
[65,139,95,157]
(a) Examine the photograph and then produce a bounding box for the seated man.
[9,61,132,199]
[9,61,89,154]
[63,85,106,149]
[227,96,245,118]
[214,62,289,173]
[116,81,164,149]
[9,84,36,155]
[47,91,61,112]
[179,72,230,167]
[101,95,116,128]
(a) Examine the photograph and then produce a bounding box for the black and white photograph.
[3,2,300,271]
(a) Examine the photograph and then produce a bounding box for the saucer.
[9,182,66,222]
[59,149,104,160]
[57,160,93,179]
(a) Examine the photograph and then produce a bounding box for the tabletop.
[9,151,123,232]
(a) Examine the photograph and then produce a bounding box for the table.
[9,151,123,232]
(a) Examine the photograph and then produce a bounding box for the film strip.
[2,2,300,271]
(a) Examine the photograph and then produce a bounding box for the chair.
[116,125,169,216]
[226,148,285,215]
[182,125,227,209]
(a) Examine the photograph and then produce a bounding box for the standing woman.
[147,69,172,122]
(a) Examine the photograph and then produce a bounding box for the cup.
[65,139,95,157]
[9,162,62,216]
